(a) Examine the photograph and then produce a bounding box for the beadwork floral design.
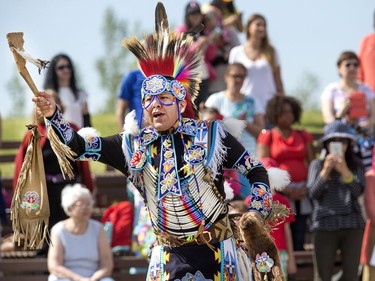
[249,183,272,219]
[232,151,263,176]
[20,191,41,211]
[160,172,179,195]
[184,145,205,164]
[130,150,147,170]
[255,252,274,273]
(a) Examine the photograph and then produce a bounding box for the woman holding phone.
[321,51,375,171]
[307,120,365,281]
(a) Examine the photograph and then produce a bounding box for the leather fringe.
[47,122,77,180]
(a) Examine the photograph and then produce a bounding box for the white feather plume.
[123,110,140,135]
[267,167,290,191]
[12,47,49,74]
[222,118,246,139]
[77,127,100,139]
[224,180,234,201]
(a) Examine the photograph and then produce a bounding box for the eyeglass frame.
[142,93,176,109]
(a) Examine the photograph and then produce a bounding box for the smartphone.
[329,142,343,156]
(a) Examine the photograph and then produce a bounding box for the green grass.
[295,110,324,134]
[0,111,324,177]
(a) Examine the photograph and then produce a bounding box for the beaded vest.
[123,119,228,239]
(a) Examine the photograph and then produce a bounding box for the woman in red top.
[257,95,315,251]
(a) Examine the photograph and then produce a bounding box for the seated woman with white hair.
[48,184,114,281]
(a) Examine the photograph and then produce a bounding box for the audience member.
[175,1,210,110]
[258,95,314,251]
[358,10,375,92]
[204,63,263,198]
[211,0,243,32]
[205,62,264,155]
[44,53,91,129]
[116,69,145,130]
[229,14,284,114]
[48,184,114,281]
[202,3,240,95]
[361,149,375,280]
[307,120,365,281]
[321,51,375,171]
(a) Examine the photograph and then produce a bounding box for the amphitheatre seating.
[0,255,149,281]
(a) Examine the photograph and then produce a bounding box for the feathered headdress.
[122,2,203,119]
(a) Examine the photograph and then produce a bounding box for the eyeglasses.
[228,73,245,79]
[142,93,176,109]
[56,64,71,71]
[72,201,93,209]
[343,62,359,68]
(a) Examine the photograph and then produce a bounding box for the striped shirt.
[307,159,365,231]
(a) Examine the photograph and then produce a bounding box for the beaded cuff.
[248,182,272,219]
[75,135,102,161]
[47,108,74,145]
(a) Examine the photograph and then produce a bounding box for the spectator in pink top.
[175,1,210,110]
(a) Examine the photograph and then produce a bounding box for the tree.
[291,70,320,110]
[96,8,140,113]
[6,68,26,117]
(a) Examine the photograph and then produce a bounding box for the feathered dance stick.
[6,32,76,249]
[6,32,77,179]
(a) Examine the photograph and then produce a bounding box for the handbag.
[11,125,50,249]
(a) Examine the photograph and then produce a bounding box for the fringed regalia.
[47,106,272,281]
[44,2,282,280]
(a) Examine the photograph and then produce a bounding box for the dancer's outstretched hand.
[32,91,56,118]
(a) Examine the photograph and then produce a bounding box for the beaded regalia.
[43,2,283,280]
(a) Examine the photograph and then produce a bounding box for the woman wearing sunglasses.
[321,51,375,171]
[44,53,91,129]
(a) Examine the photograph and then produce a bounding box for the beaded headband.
[142,74,186,101]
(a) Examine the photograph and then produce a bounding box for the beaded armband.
[248,182,272,219]
[75,133,102,161]
[46,107,74,145]
[232,150,263,176]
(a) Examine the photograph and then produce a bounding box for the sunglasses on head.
[56,64,71,71]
